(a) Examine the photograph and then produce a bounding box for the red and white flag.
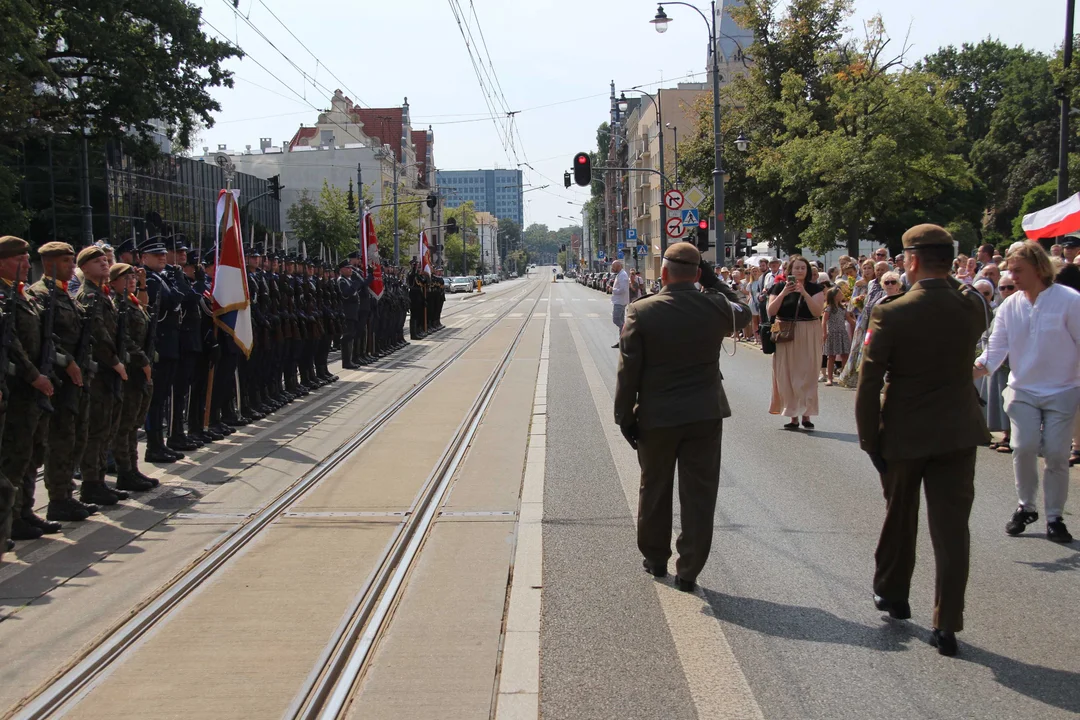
[212,189,253,356]
[420,229,432,275]
[1022,193,1080,240]
[360,211,385,299]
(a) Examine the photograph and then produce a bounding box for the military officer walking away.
[74,246,133,506]
[855,224,990,657]
[109,263,157,492]
[613,242,751,592]
[0,237,58,541]
[26,242,97,523]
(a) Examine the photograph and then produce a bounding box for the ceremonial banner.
[212,189,253,356]
[1022,193,1080,240]
[361,211,385,299]
[420,229,432,275]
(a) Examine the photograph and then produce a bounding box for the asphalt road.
[541,278,1080,720]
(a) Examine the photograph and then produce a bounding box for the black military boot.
[167,434,199,452]
[145,445,179,463]
[135,470,160,488]
[23,511,62,534]
[47,497,91,522]
[116,470,155,492]
[80,481,120,507]
[10,517,45,541]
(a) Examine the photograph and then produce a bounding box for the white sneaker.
[818,373,827,383]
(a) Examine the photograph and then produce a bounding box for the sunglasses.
[999,284,1015,290]
[883,280,899,286]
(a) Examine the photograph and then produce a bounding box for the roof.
[349,107,405,159]
[288,126,318,149]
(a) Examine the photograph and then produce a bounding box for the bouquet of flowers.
[852,294,866,312]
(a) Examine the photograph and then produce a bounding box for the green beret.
[39,241,75,258]
[901,224,954,249]
[0,235,30,259]
[76,246,106,267]
[109,262,134,282]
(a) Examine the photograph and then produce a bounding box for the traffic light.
[695,218,709,252]
[268,175,282,201]
[573,152,591,186]
[426,193,437,209]
[563,171,571,189]
[561,244,567,252]
[446,217,458,235]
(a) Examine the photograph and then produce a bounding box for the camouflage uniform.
[110,290,157,491]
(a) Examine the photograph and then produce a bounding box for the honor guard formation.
[0,234,445,558]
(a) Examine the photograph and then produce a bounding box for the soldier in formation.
[0,228,442,565]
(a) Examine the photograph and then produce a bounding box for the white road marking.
[586,313,600,318]
[566,320,765,720]
[559,313,573,318]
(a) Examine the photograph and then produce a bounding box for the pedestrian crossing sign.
[681,209,699,226]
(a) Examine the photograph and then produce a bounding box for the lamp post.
[652,1,727,260]
[1059,0,1076,202]
[626,86,668,261]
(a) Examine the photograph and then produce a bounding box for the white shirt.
[977,283,1080,397]
[611,269,630,306]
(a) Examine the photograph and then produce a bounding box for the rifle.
[110,299,128,399]
[35,279,58,414]
[59,292,98,414]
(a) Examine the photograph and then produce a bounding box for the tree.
[498,217,521,263]
[443,235,480,275]
[374,191,422,266]
[286,180,357,258]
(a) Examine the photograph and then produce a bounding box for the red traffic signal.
[697,219,708,230]
[695,218,710,252]
[573,152,591,186]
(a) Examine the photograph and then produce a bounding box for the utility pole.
[1059,0,1076,202]
[356,163,364,246]
[80,133,94,246]
[392,152,400,266]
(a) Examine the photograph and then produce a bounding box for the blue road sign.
[626,228,638,241]
[681,209,700,226]
[617,242,626,250]
[616,249,625,259]
[597,250,605,259]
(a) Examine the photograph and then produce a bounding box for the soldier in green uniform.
[855,224,990,657]
[109,263,157,492]
[26,242,99,522]
[0,236,58,541]
[74,246,134,506]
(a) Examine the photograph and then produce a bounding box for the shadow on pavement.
[957,644,1080,713]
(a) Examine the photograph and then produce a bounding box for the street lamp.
[735,132,750,153]
[617,92,629,114]
[651,0,728,261]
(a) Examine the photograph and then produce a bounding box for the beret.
[76,246,106,266]
[662,241,701,266]
[109,263,134,282]
[901,224,954,249]
[0,235,30,259]
[39,241,75,258]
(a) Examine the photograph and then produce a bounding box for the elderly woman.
[767,255,825,429]
[881,270,903,296]
[983,272,1014,452]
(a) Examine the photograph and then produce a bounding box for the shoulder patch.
[863,328,873,346]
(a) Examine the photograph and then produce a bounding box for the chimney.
[260,137,272,151]
[202,146,209,154]
[245,144,252,153]
[217,144,227,152]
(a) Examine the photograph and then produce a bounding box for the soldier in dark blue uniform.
[165,234,205,451]
[337,260,361,368]
[141,237,184,463]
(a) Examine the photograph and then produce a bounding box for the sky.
[194,0,1071,231]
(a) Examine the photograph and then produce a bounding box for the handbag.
[760,320,776,355]
[770,296,801,343]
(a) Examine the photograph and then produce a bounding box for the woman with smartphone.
[767,255,826,429]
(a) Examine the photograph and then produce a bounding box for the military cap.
[202,249,217,266]
[662,241,701,266]
[115,238,138,256]
[348,250,362,260]
[109,263,134,282]
[38,241,75,258]
[140,236,167,254]
[167,234,190,252]
[251,244,263,257]
[0,235,30,259]
[76,245,106,266]
[901,224,954,249]
[1061,234,1080,248]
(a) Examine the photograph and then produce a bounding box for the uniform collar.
[659,281,698,294]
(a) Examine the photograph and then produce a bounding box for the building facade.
[435,169,524,227]
[474,211,500,273]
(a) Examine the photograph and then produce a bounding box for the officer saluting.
[855,224,990,657]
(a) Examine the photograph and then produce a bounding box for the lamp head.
[617,92,629,114]
[651,5,670,33]
[735,132,750,153]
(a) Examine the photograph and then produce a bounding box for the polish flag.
[420,230,432,275]
[212,189,253,356]
[361,211,385,299]
[1022,193,1080,240]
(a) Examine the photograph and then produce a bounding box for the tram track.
[7,280,548,720]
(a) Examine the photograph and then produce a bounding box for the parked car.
[449,276,472,293]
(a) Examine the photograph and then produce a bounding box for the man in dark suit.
[856,224,990,657]
[614,242,751,592]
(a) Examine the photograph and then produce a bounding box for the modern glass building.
[435,169,524,226]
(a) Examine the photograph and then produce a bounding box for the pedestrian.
[821,286,852,386]
[609,259,629,349]
[983,271,1015,454]
[974,241,1080,544]
[856,224,990,657]
[767,255,825,429]
[613,242,752,592]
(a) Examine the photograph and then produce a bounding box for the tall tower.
[712,0,754,87]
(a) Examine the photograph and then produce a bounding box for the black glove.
[867,452,888,476]
[620,422,639,451]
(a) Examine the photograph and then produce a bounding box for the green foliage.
[285,180,356,258]
[1013,180,1059,240]
[374,191,422,266]
[442,234,480,275]
[4,0,240,152]
[498,217,521,262]
[945,221,980,256]
[557,250,567,269]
